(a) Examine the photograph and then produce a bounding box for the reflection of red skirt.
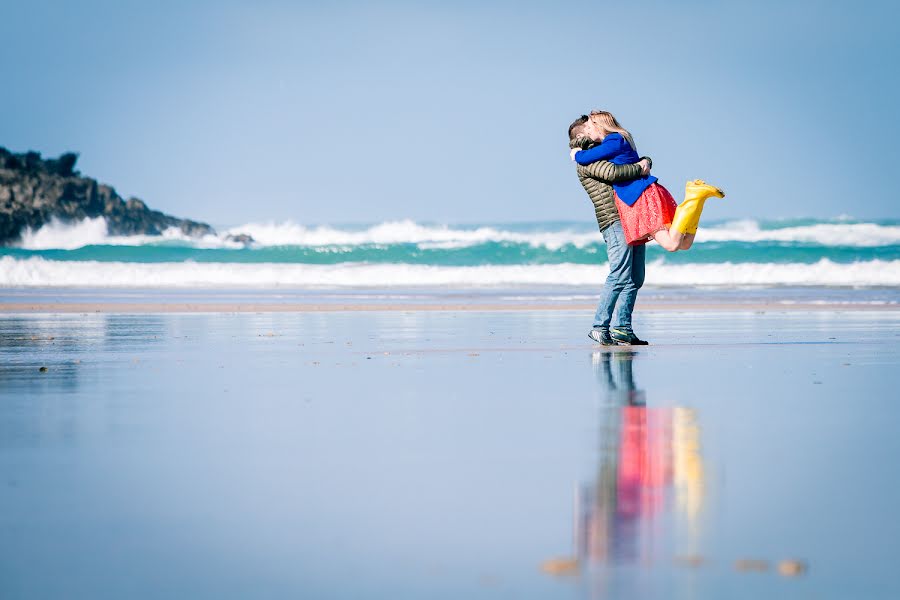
[615,183,678,245]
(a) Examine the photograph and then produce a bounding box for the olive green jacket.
[569,135,649,232]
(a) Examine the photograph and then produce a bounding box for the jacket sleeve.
[574,136,627,165]
[577,160,645,183]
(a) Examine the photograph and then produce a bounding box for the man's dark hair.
[568,115,589,141]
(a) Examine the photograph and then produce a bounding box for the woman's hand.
[638,158,651,176]
[569,148,579,162]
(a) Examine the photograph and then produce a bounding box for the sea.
[1,216,899,302]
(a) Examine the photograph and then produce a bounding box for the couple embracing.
[568,111,724,346]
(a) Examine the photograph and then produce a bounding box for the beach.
[2,303,899,599]
[2,205,899,600]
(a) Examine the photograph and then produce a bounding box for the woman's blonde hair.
[589,110,637,153]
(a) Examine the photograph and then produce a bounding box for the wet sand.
[2,301,898,313]
[2,309,899,599]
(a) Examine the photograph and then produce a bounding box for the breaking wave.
[15,217,239,250]
[2,256,898,288]
[12,217,900,250]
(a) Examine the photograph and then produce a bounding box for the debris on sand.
[540,557,579,576]
[734,558,769,572]
[777,560,808,577]
[674,555,706,568]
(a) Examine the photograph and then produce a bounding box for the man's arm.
[577,159,646,183]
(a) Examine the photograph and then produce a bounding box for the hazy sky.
[2,0,898,227]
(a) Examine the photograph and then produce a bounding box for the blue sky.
[2,0,898,226]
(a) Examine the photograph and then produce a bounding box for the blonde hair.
[589,110,637,153]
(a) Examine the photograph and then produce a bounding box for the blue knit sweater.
[574,133,656,206]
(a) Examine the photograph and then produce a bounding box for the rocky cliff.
[0,147,215,244]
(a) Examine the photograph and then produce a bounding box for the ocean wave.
[213,219,900,248]
[11,217,900,251]
[15,217,241,250]
[221,220,603,250]
[696,220,900,246]
[2,257,898,288]
[15,218,601,250]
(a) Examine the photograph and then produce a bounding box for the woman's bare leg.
[652,228,684,252]
[651,180,725,252]
[678,233,696,250]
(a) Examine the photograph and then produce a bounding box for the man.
[568,115,651,346]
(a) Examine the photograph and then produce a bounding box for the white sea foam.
[222,220,601,250]
[215,219,900,249]
[12,217,900,250]
[17,217,112,249]
[695,220,900,246]
[2,257,898,288]
[15,217,240,250]
[227,219,900,248]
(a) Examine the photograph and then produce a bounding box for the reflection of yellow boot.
[671,180,725,234]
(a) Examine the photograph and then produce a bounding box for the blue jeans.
[592,222,646,332]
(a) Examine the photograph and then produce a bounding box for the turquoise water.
[2,218,899,265]
[2,218,899,288]
[3,240,900,265]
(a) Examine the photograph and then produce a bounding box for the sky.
[1,0,898,227]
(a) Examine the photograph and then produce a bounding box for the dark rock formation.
[0,147,215,244]
[225,233,255,244]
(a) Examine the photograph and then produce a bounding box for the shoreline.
[2,301,898,313]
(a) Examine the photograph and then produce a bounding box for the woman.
[569,111,724,251]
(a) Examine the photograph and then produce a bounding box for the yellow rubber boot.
[670,180,725,234]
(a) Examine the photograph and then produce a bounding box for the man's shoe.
[610,328,649,346]
[588,328,615,345]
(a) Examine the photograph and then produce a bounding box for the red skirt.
[615,182,678,245]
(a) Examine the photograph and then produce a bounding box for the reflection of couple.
[568,111,725,345]
[575,352,705,565]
